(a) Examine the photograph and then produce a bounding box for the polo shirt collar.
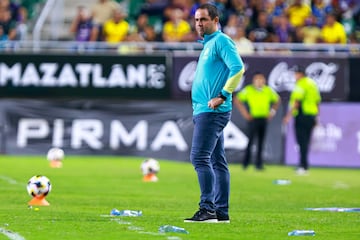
[198,30,221,44]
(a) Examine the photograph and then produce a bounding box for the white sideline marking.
[128,225,164,236]
[110,218,131,225]
[138,231,165,236]
[333,181,349,189]
[128,226,144,231]
[101,213,164,237]
[166,237,182,240]
[0,176,20,185]
[0,228,26,240]
[0,175,23,185]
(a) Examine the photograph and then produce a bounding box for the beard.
[196,28,205,38]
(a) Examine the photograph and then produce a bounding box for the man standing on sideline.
[233,72,280,170]
[184,3,245,223]
[283,65,321,175]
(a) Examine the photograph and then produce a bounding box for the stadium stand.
[1,0,360,54]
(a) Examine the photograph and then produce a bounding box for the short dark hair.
[198,3,219,20]
[253,71,264,76]
[291,65,306,74]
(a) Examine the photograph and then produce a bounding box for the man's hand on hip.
[208,97,225,109]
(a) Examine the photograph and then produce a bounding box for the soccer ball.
[27,175,52,197]
[140,158,160,176]
[47,147,64,161]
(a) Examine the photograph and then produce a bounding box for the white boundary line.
[0,228,26,240]
[0,176,26,240]
[0,176,23,186]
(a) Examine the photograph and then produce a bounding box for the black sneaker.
[184,209,218,223]
[255,166,265,171]
[216,212,230,223]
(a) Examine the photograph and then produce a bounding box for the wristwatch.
[217,93,227,101]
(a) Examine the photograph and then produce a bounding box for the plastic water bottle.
[110,208,142,217]
[288,230,315,236]
[273,179,291,185]
[159,225,189,234]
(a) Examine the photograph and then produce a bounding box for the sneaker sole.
[217,220,230,223]
[184,219,218,223]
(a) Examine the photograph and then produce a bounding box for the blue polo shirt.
[192,30,244,116]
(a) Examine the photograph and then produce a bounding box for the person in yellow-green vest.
[283,65,321,175]
[233,72,280,170]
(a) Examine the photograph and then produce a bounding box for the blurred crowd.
[1,0,360,52]
[69,0,360,53]
[0,0,28,42]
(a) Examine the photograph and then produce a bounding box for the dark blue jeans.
[190,111,231,216]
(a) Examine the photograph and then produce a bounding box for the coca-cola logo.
[178,60,197,92]
[268,62,294,92]
[268,62,338,92]
[306,62,337,92]
[178,61,247,92]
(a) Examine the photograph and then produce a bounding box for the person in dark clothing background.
[233,72,280,170]
[283,65,321,175]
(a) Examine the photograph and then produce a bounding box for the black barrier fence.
[1,53,360,167]
[173,54,349,102]
[0,54,170,99]
[0,53,356,101]
[0,99,360,168]
[0,99,285,165]
[349,57,360,101]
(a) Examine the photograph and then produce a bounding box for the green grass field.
[0,155,359,240]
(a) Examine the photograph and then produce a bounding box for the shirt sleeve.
[289,85,304,112]
[218,35,245,99]
[338,24,347,44]
[270,88,280,103]
[291,85,305,101]
[238,88,248,102]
